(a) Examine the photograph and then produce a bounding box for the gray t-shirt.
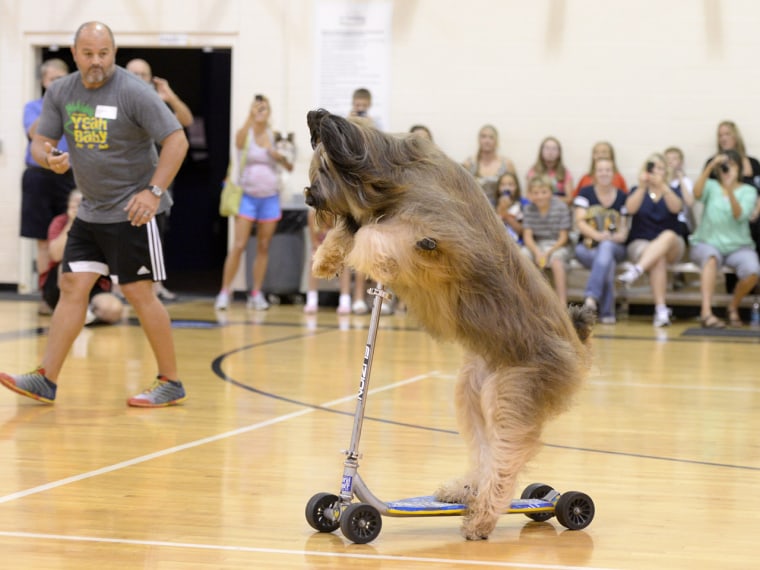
[37,66,182,223]
[523,195,572,241]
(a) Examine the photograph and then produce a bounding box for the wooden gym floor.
[0,294,758,569]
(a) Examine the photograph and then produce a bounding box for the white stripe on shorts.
[147,218,166,281]
[68,260,110,275]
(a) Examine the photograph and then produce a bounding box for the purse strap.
[239,129,252,172]
[226,129,253,181]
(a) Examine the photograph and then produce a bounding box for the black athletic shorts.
[62,214,168,285]
[20,166,75,239]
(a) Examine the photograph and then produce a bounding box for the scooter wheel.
[340,502,382,544]
[520,483,556,522]
[305,492,341,533]
[555,491,595,530]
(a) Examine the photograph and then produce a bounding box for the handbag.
[219,132,252,217]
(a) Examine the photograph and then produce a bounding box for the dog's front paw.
[434,479,475,505]
[312,247,344,279]
[461,511,497,541]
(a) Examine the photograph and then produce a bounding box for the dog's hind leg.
[460,366,545,541]
[434,354,487,506]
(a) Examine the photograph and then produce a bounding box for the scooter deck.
[385,495,556,517]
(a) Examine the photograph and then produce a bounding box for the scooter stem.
[338,283,392,504]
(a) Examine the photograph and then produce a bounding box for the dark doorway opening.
[40,46,232,295]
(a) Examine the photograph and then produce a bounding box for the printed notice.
[314,1,392,130]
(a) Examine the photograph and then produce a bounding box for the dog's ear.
[307,109,331,149]
[312,112,367,172]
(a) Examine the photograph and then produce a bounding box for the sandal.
[727,308,743,328]
[700,314,726,329]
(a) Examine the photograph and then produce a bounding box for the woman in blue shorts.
[215,95,293,311]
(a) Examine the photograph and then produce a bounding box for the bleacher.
[565,259,759,317]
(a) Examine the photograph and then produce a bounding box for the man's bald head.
[74,21,115,49]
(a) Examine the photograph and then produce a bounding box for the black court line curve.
[211,325,760,472]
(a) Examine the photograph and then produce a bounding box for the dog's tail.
[568,304,595,344]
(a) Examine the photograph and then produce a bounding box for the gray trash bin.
[245,206,308,304]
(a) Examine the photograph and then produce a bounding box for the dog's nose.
[303,186,315,206]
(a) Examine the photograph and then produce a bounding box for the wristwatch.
[146,184,164,197]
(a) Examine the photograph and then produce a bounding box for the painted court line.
[0,371,438,505]
[0,531,619,570]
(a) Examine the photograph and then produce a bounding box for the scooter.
[305,284,595,544]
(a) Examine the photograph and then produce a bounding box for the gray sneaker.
[0,367,57,404]
[246,293,270,311]
[127,376,187,408]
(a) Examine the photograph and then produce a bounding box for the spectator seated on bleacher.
[616,153,686,328]
[573,157,629,325]
[689,150,760,329]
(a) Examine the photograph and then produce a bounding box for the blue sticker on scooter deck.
[386,496,466,516]
[385,496,555,517]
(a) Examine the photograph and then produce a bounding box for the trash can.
[245,206,308,304]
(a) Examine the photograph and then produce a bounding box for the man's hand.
[44,141,71,173]
[125,189,160,227]
[152,77,174,102]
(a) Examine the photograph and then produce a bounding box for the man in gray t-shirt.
[0,21,189,409]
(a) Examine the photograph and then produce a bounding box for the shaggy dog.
[305,109,594,540]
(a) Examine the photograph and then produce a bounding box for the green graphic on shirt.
[64,101,109,150]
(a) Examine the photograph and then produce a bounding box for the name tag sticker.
[95,105,118,120]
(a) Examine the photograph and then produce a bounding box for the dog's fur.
[305,109,594,540]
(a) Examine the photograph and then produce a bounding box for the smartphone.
[720,163,730,174]
[646,161,655,173]
[51,147,63,156]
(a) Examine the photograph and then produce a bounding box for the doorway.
[40,46,233,295]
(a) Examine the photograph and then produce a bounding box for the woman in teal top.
[690,149,760,328]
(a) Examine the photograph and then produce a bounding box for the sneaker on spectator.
[352,300,369,315]
[336,303,351,315]
[380,302,393,315]
[303,302,318,314]
[583,297,598,313]
[155,284,178,302]
[0,367,57,404]
[599,315,617,325]
[653,307,672,328]
[247,292,270,311]
[37,300,53,316]
[214,291,230,310]
[84,307,97,325]
[617,265,643,285]
[127,375,187,407]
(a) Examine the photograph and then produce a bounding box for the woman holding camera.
[616,154,685,327]
[689,150,760,328]
[214,94,293,311]
[704,121,760,294]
